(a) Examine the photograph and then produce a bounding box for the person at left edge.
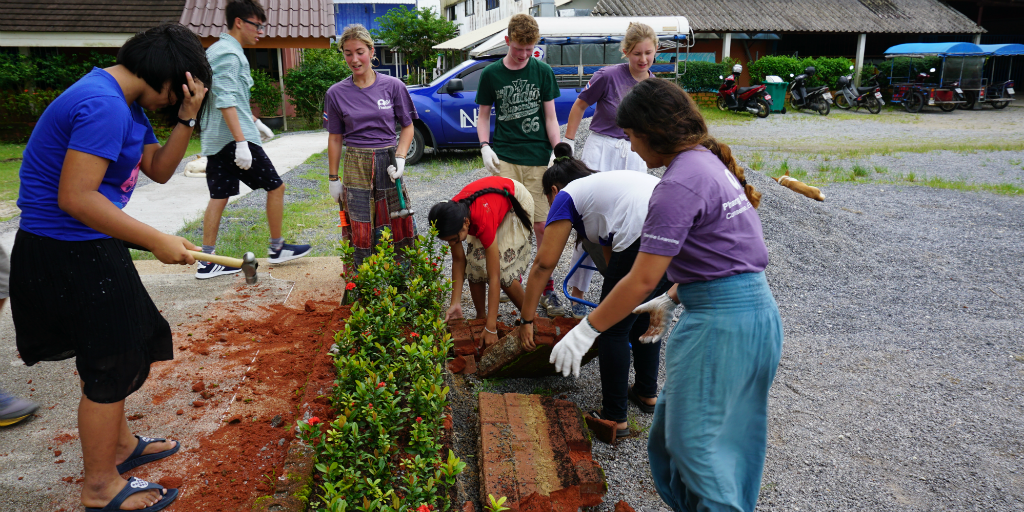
[12,23,210,512]
[326,23,418,271]
[199,0,311,280]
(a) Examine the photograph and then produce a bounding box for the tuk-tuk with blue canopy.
[884,42,986,113]
[967,43,1022,109]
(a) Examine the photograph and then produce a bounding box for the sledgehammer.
[389,177,414,219]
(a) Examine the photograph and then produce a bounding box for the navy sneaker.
[569,301,588,319]
[195,260,242,280]
[268,243,312,264]
[539,291,566,317]
[0,391,39,427]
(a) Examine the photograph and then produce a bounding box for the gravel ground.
[169,108,1024,511]
[407,108,1024,511]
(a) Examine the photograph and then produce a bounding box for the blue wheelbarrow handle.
[562,250,600,308]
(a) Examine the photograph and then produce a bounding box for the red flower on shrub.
[410,332,419,337]
[415,417,422,423]
[367,403,373,409]
[309,417,321,426]
[374,288,380,296]
[376,382,385,389]
[417,505,431,512]
[346,282,356,290]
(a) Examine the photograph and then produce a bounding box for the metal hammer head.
[241,252,258,285]
[389,208,415,219]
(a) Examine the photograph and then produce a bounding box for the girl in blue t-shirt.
[11,24,211,512]
[549,78,784,512]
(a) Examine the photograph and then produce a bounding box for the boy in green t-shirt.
[475,13,565,316]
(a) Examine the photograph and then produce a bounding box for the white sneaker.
[195,260,242,280]
[268,243,312,264]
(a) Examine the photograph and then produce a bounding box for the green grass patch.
[530,387,555,397]
[132,150,340,260]
[852,163,870,177]
[698,104,757,125]
[747,152,764,171]
[412,150,483,179]
[0,142,25,207]
[873,165,889,174]
[767,160,808,181]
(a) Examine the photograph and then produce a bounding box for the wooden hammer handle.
[189,251,244,268]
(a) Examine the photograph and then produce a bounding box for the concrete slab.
[0,256,343,511]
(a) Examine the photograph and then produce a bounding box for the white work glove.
[234,141,252,170]
[481,144,500,176]
[386,157,405,182]
[254,119,274,141]
[632,293,677,344]
[549,316,601,378]
[329,180,342,203]
[561,137,575,156]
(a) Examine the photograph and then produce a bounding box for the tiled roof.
[0,0,186,33]
[591,0,985,34]
[180,0,334,39]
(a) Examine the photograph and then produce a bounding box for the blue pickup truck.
[403,57,596,164]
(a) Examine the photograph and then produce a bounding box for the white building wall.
[451,0,531,33]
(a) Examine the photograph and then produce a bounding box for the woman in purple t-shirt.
[326,24,419,272]
[560,22,657,315]
[550,79,784,512]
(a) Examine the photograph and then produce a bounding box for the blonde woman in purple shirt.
[326,24,418,271]
[550,79,783,512]
[560,22,657,316]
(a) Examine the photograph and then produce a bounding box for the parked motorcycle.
[835,65,884,114]
[717,64,771,118]
[788,66,832,115]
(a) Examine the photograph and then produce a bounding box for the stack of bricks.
[446,317,594,379]
[479,392,606,512]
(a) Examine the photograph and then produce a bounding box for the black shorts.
[10,230,173,404]
[206,141,283,199]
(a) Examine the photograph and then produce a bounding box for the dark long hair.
[615,78,761,208]
[542,142,596,198]
[429,183,533,239]
[117,23,213,127]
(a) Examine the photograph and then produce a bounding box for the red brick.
[534,317,555,338]
[556,403,590,452]
[518,492,552,512]
[574,459,606,497]
[462,354,477,374]
[481,423,518,508]
[454,335,478,356]
[463,501,476,512]
[478,392,508,424]
[549,486,582,512]
[534,334,555,347]
[448,356,467,374]
[614,501,636,512]
[468,318,487,327]
[584,412,618,445]
[451,323,473,343]
[552,317,580,342]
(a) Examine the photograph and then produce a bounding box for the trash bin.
[764,82,789,113]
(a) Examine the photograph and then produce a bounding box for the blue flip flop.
[84,477,178,512]
[116,435,180,474]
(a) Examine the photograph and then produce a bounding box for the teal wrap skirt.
[648,271,783,512]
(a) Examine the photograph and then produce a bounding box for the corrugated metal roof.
[591,0,985,34]
[180,0,334,39]
[0,0,186,33]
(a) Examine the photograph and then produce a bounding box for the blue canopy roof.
[884,42,985,56]
[978,44,1024,56]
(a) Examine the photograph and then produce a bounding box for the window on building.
[465,0,474,15]
[243,48,281,79]
[447,5,456,20]
[377,46,398,66]
[486,0,498,11]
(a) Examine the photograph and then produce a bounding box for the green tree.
[370,6,458,73]
[282,49,351,126]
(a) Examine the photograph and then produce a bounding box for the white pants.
[569,132,647,294]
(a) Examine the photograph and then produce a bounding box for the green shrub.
[0,89,63,118]
[807,56,855,89]
[0,53,34,90]
[282,49,351,126]
[880,56,942,84]
[748,55,853,89]
[250,68,281,118]
[748,55,804,85]
[676,57,735,93]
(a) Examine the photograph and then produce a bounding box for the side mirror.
[446,78,464,94]
[849,65,854,70]
[930,68,936,73]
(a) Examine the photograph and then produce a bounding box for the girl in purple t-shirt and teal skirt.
[550,78,784,512]
[560,22,658,316]
[326,24,419,272]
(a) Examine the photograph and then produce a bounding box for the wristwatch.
[177,117,196,128]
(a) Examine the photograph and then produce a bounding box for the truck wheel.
[904,92,924,113]
[406,125,425,165]
[991,100,1010,110]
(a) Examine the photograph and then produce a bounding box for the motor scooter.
[835,65,884,114]
[717,64,771,118]
[788,66,832,115]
